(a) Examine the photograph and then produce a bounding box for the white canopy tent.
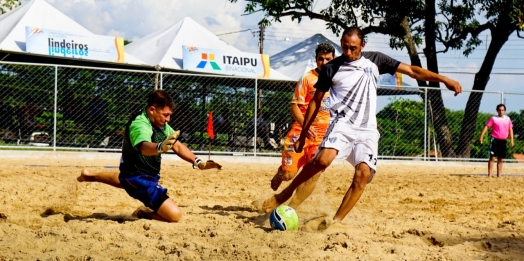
[125,17,291,80]
[0,0,145,66]
[270,33,342,81]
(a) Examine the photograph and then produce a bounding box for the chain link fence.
[1,61,523,161]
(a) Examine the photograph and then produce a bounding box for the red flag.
[207,111,215,140]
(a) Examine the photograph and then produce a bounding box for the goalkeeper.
[77,90,221,222]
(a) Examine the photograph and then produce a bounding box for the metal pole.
[53,66,57,151]
[160,73,163,90]
[424,88,427,161]
[154,73,159,90]
[254,78,258,157]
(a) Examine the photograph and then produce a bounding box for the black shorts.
[488,137,507,158]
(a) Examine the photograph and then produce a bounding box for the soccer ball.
[269,205,299,231]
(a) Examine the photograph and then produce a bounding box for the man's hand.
[479,137,483,144]
[194,158,222,170]
[294,137,306,153]
[445,79,462,96]
[306,126,317,140]
[157,130,180,153]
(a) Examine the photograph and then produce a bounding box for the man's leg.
[496,157,503,177]
[262,148,337,213]
[487,155,495,178]
[77,169,122,188]
[270,167,297,191]
[139,198,182,222]
[288,171,321,209]
[333,162,371,222]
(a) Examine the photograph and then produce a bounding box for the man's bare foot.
[261,196,281,214]
[77,169,96,182]
[132,207,154,219]
[270,173,284,191]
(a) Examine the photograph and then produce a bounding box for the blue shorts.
[119,174,169,212]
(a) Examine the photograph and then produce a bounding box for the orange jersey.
[291,69,330,131]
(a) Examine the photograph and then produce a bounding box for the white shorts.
[320,120,380,173]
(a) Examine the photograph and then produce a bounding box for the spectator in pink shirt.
[479,104,514,177]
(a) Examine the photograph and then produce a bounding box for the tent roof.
[0,0,146,66]
[125,17,291,80]
[270,33,342,81]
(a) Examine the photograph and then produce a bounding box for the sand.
[1,155,524,260]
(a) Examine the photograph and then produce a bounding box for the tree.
[229,0,523,158]
[0,0,20,15]
[453,0,524,157]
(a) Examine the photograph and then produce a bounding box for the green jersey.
[119,110,174,176]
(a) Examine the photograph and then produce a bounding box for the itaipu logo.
[196,53,221,70]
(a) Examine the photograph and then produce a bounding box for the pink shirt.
[486,115,513,139]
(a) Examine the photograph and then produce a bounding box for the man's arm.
[509,127,514,147]
[290,103,304,125]
[172,141,198,164]
[294,90,324,152]
[138,142,163,156]
[479,126,489,144]
[291,102,317,140]
[396,63,462,96]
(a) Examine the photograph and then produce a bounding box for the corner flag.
[207,111,215,140]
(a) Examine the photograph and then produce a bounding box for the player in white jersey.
[261,27,462,225]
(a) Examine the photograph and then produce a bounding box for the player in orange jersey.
[270,42,335,208]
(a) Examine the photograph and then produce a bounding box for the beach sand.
[1,156,523,260]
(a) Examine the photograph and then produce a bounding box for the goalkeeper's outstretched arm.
[170,139,222,170]
[171,139,198,165]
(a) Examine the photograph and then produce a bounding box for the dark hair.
[496,104,506,111]
[147,90,175,110]
[315,42,336,58]
[341,27,365,43]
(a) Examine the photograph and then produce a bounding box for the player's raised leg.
[288,171,322,209]
[262,148,336,213]
[77,169,122,188]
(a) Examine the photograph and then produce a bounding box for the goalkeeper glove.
[193,158,222,170]
[156,130,180,153]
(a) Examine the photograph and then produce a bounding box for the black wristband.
[193,158,202,169]
[156,142,163,153]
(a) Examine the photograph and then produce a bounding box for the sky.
[21,0,524,113]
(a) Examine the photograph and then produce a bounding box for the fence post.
[424,88,427,162]
[501,91,504,104]
[254,78,258,157]
[53,65,58,152]
[160,72,163,90]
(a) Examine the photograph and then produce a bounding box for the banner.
[182,45,270,78]
[25,26,125,63]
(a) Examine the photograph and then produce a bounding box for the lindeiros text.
[48,38,89,57]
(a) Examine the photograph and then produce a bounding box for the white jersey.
[315,52,400,130]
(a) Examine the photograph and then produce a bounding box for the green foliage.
[377,97,425,156]
[376,98,524,159]
[0,0,20,15]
